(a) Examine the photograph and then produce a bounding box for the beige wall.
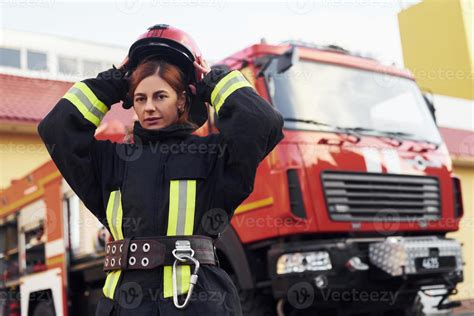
[0,132,51,190]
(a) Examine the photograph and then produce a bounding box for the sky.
[0,0,418,65]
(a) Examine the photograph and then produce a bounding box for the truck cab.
[213,42,464,316]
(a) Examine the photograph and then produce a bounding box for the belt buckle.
[171,240,200,309]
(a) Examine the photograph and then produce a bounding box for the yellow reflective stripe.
[116,194,124,239]
[210,70,253,114]
[163,179,197,298]
[167,181,180,235]
[74,82,109,114]
[106,191,118,240]
[63,93,100,127]
[103,270,122,299]
[63,82,109,127]
[102,190,124,299]
[163,266,173,298]
[210,70,241,105]
[215,80,252,114]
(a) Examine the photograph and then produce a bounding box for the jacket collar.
[132,120,195,144]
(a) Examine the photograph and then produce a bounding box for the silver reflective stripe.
[176,180,188,236]
[176,180,188,294]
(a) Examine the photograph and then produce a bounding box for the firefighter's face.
[133,75,186,130]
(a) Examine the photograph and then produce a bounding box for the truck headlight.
[276,251,332,274]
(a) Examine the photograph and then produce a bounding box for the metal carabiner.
[172,240,201,309]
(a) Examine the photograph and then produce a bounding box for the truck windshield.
[267,60,442,144]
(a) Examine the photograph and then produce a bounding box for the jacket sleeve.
[202,69,284,216]
[37,68,127,222]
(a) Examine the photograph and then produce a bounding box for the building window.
[83,60,102,77]
[0,48,21,68]
[27,50,48,71]
[58,56,78,75]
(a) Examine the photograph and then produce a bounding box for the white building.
[0,29,127,82]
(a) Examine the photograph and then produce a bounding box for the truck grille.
[321,171,441,222]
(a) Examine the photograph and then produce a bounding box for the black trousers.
[95,267,242,316]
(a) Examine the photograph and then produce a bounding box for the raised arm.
[199,67,285,214]
[37,67,127,221]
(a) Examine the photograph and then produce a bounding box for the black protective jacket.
[38,67,284,315]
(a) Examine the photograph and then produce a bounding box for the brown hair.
[128,60,197,128]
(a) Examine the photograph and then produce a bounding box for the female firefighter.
[38,24,284,315]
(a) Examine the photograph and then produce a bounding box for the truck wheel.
[229,274,276,316]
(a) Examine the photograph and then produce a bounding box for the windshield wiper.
[284,118,361,143]
[339,127,440,150]
[342,127,413,138]
[340,127,409,147]
[284,118,331,127]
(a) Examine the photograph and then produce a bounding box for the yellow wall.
[398,0,473,100]
[0,132,51,190]
[460,0,473,66]
[448,164,474,300]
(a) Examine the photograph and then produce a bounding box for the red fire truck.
[0,42,464,316]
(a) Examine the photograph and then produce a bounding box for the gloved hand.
[190,57,230,106]
[111,56,134,109]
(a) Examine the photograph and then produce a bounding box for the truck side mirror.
[277,45,299,74]
[256,46,300,78]
[423,92,437,124]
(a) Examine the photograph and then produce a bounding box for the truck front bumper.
[267,236,463,303]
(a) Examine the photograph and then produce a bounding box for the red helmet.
[123,24,207,128]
